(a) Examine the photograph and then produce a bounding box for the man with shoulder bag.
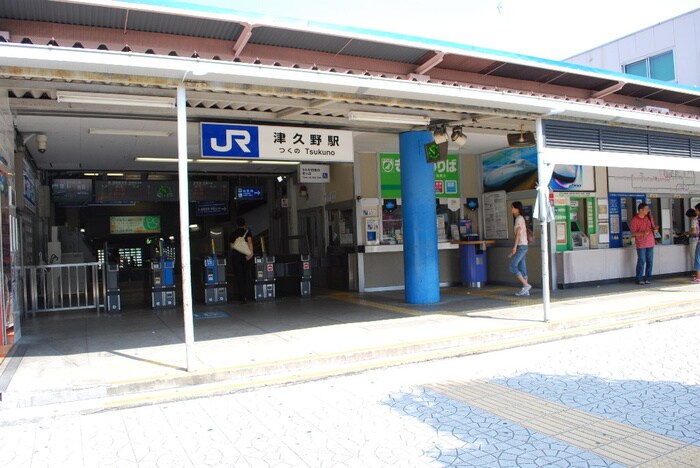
[229,217,254,303]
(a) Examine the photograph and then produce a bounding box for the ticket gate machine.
[203,255,227,304]
[149,238,176,309]
[254,255,276,301]
[104,243,121,312]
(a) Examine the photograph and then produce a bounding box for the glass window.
[650,51,675,81]
[623,51,674,82]
[624,59,647,78]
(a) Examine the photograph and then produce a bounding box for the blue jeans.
[509,245,528,278]
[635,247,654,282]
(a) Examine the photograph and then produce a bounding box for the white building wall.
[567,9,700,86]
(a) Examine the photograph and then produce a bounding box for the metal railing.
[23,262,102,317]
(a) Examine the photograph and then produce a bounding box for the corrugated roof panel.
[440,55,500,74]
[0,0,125,28]
[340,39,428,64]
[251,26,350,54]
[127,11,243,40]
[548,74,618,91]
[488,63,564,84]
[0,0,242,40]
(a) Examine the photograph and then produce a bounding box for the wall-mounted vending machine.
[364,216,380,245]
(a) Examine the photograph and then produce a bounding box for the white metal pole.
[536,118,551,322]
[177,85,195,370]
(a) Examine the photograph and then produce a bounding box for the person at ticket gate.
[508,201,532,297]
[630,203,658,285]
[229,217,254,303]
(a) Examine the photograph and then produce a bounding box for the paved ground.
[3,277,700,414]
[1,314,698,467]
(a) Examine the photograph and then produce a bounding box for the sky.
[114,0,700,60]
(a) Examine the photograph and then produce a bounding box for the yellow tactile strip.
[426,380,700,467]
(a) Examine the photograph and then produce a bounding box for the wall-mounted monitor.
[51,179,93,205]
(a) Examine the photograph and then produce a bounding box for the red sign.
[435,180,444,194]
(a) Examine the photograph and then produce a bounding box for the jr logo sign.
[201,123,260,158]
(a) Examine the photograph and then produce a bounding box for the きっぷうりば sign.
[200,123,353,162]
[379,153,460,199]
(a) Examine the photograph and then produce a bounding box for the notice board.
[483,191,508,239]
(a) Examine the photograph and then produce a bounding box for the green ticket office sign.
[379,153,459,199]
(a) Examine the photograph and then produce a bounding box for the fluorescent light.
[195,159,251,164]
[107,173,124,177]
[57,91,175,109]
[135,157,191,163]
[135,157,252,164]
[83,172,100,176]
[89,128,172,137]
[250,160,300,165]
[348,111,430,126]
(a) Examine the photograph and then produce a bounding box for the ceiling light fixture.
[348,111,431,126]
[507,124,536,148]
[249,160,301,165]
[83,172,100,176]
[432,125,449,145]
[107,173,124,177]
[89,128,172,137]
[57,91,176,109]
[450,126,468,147]
[135,157,193,163]
[195,159,251,164]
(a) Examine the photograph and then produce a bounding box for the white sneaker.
[515,288,530,297]
[523,284,532,293]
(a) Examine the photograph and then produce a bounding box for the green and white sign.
[110,216,161,235]
[379,153,460,198]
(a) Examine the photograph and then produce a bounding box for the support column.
[399,131,440,304]
[177,86,195,370]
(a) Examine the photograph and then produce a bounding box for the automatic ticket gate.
[203,255,227,305]
[104,243,121,312]
[254,255,276,301]
[150,259,176,308]
[106,263,121,312]
[274,254,312,297]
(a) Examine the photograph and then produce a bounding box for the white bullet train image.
[483,158,537,191]
[551,165,579,188]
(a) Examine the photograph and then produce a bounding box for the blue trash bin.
[459,243,488,288]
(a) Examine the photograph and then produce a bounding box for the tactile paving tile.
[426,380,700,467]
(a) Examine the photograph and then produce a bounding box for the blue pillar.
[399,130,440,304]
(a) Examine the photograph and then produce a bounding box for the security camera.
[36,134,47,153]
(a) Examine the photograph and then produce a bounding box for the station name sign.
[200,123,353,163]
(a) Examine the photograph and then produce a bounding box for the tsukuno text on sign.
[200,123,353,162]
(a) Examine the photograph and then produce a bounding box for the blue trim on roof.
[119,0,700,95]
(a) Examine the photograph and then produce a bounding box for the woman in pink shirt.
[630,203,658,285]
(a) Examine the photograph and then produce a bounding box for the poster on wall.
[379,153,460,199]
[109,216,161,235]
[481,146,537,192]
[482,191,508,239]
[550,165,595,192]
[608,168,700,194]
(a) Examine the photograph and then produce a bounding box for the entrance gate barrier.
[22,262,102,317]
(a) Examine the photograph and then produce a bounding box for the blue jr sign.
[201,123,260,158]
